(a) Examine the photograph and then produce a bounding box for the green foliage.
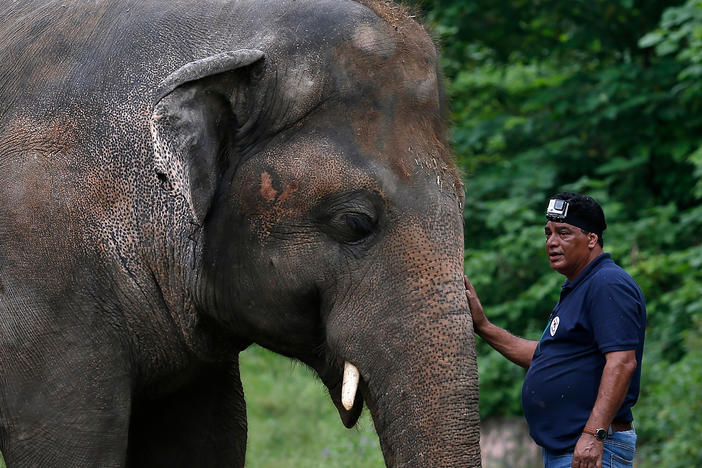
[409,0,702,464]
[630,244,702,467]
[636,317,702,467]
[414,0,673,75]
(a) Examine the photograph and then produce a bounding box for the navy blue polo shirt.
[521,253,646,452]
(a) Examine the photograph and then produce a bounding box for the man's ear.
[150,50,265,224]
[589,233,599,248]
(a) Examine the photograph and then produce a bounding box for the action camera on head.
[546,199,569,222]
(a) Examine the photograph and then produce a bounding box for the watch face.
[595,429,608,441]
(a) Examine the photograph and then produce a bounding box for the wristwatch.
[583,426,608,441]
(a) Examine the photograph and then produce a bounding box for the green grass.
[240,345,385,467]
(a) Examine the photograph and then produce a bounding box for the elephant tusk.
[341,361,359,411]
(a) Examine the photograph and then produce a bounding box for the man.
[465,192,646,468]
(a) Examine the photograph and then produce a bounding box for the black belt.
[609,421,633,433]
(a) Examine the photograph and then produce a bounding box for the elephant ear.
[150,49,265,224]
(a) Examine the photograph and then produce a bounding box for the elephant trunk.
[371,297,479,466]
[328,274,481,466]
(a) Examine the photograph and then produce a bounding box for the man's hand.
[463,275,538,368]
[572,433,603,468]
[464,276,487,332]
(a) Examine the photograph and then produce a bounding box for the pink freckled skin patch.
[260,171,277,202]
[277,181,299,204]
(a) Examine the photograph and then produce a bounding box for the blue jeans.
[542,430,637,468]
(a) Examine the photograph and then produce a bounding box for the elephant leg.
[127,357,247,468]
[0,340,132,467]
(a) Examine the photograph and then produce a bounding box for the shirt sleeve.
[588,275,644,354]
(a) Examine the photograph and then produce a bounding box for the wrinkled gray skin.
[0,0,480,466]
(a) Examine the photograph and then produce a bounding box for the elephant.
[0,0,480,466]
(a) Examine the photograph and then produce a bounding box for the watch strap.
[583,425,608,441]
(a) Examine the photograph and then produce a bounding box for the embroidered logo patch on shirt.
[550,316,560,336]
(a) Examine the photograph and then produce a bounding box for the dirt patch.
[481,418,542,468]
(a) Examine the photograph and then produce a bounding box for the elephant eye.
[315,191,382,246]
[343,212,375,242]
[322,210,377,245]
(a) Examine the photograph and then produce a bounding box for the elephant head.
[149,1,480,465]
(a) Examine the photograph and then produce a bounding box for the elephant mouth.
[308,356,365,428]
[329,363,365,428]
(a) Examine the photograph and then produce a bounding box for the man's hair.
[550,192,607,247]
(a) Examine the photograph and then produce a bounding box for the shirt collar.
[561,252,611,293]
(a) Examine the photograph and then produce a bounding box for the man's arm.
[464,276,538,369]
[572,349,638,468]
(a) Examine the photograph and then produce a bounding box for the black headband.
[546,199,605,236]
[558,213,604,236]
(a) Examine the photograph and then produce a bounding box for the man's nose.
[546,235,558,248]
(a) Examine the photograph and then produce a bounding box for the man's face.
[544,221,599,281]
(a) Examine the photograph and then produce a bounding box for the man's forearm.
[584,350,638,430]
[464,275,537,368]
[475,321,538,369]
